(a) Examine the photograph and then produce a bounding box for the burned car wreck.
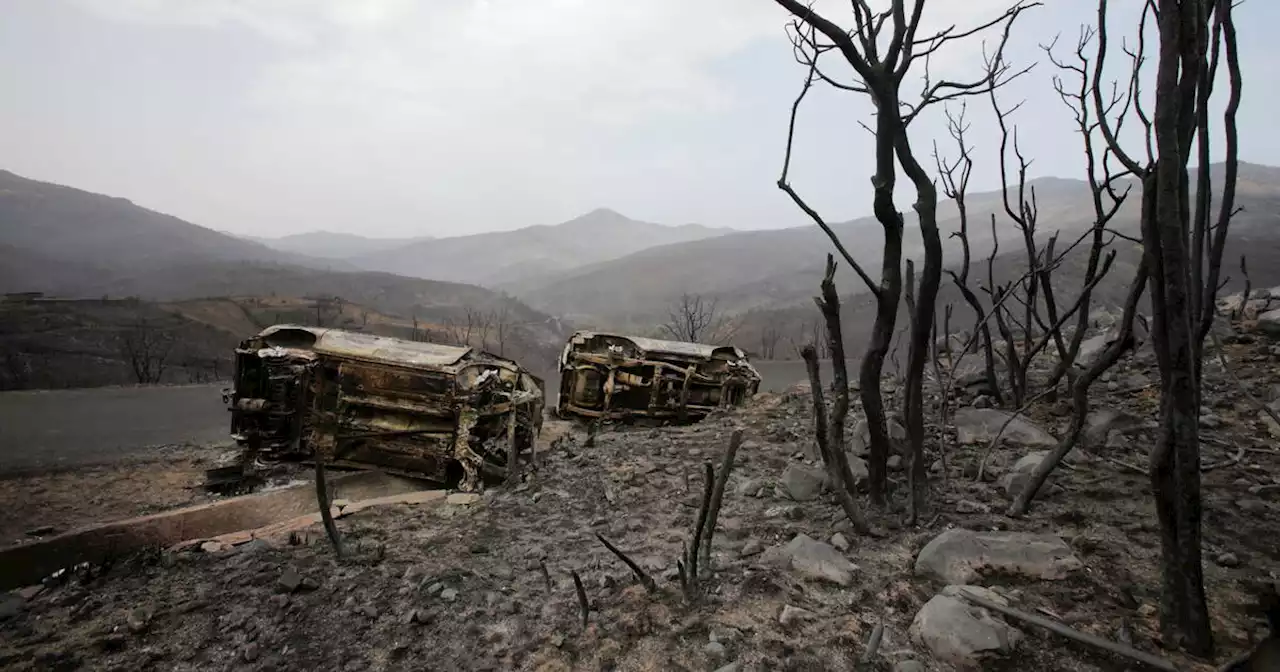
[556,331,760,423]
[217,325,543,492]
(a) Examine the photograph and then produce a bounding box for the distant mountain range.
[241,231,435,260]
[3,162,1278,369]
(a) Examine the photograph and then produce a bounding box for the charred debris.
[209,325,544,494]
[555,330,761,424]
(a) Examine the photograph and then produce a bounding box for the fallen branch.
[975,384,1059,481]
[1201,443,1246,473]
[957,591,1178,671]
[595,533,656,593]
[571,569,589,629]
[1210,330,1280,430]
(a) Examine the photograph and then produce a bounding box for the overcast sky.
[2,0,1275,238]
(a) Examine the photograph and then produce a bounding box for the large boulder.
[1257,308,1280,336]
[759,534,859,587]
[910,585,1023,669]
[915,528,1082,584]
[953,408,1057,447]
[781,464,827,501]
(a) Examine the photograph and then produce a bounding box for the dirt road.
[0,383,229,475]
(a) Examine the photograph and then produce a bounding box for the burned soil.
[0,331,1278,671]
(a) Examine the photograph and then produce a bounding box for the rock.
[972,395,994,410]
[242,643,260,663]
[781,464,827,501]
[910,585,1022,668]
[915,528,1082,584]
[999,451,1049,499]
[830,533,851,552]
[200,541,227,554]
[447,493,482,506]
[953,408,1056,447]
[0,593,24,621]
[846,456,869,485]
[703,641,727,659]
[713,664,741,672]
[740,539,764,557]
[1237,499,1271,514]
[759,534,859,586]
[1215,552,1241,568]
[126,607,152,633]
[779,604,816,627]
[956,499,990,514]
[277,567,304,593]
[734,478,764,498]
[887,455,904,471]
[440,587,459,602]
[1084,408,1142,446]
[848,420,870,456]
[893,662,926,672]
[1200,414,1224,429]
[1257,308,1280,336]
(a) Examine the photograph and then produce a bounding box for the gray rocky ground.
[1,296,1278,671]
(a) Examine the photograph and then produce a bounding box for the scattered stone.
[1084,408,1142,445]
[781,464,827,501]
[426,582,444,596]
[1257,308,1280,336]
[830,533,851,552]
[1237,499,1271,515]
[955,500,990,515]
[24,525,55,537]
[713,664,741,672]
[1200,414,1224,429]
[276,567,304,593]
[759,534,859,587]
[910,585,1022,668]
[915,528,1082,584]
[242,643,260,663]
[999,451,1049,499]
[893,662,926,672]
[1215,552,1242,568]
[357,604,379,619]
[846,456,870,485]
[0,593,24,621]
[887,455,904,471]
[703,641,727,659]
[734,478,764,498]
[740,539,764,557]
[972,395,994,410]
[953,408,1056,447]
[447,493,482,506]
[126,606,152,633]
[779,604,816,627]
[200,541,227,554]
[440,587,459,602]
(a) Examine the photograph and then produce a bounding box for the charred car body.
[556,331,760,423]
[220,325,543,492]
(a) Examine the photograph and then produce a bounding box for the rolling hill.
[514,163,1280,334]
[245,231,435,259]
[346,208,732,287]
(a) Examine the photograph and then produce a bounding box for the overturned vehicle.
[217,325,544,492]
[556,331,760,423]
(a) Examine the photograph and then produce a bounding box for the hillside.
[245,231,435,260]
[517,163,1280,332]
[0,169,350,279]
[348,208,732,287]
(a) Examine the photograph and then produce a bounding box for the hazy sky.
[2,0,1275,238]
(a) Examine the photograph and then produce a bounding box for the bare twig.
[314,449,345,559]
[571,570,589,629]
[539,558,553,594]
[595,534,657,593]
[957,590,1178,671]
[860,621,885,664]
[700,429,744,575]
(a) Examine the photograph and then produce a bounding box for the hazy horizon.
[3,1,1276,239]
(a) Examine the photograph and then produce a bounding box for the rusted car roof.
[561,330,746,362]
[255,324,474,370]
